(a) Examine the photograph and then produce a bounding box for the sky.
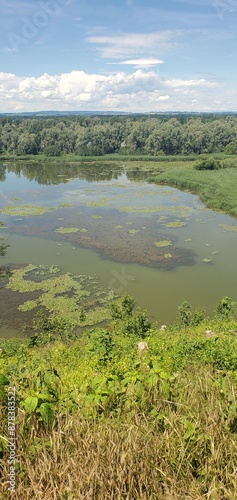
[0,0,237,113]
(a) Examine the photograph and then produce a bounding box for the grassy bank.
[1,296,237,499]
[149,166,237,219]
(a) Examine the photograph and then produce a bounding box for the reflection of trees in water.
[5,161,125,185]
[0,163,6,181]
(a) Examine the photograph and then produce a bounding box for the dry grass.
[1,368,237,499]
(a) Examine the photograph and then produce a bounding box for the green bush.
[194,155,221,170]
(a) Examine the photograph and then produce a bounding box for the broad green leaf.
[37,403,55,426]
[24,396,38,414]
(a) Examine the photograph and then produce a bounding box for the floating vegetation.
[91,215,103,219]
[87,197,111,207]
[18,300,38,312]
[164,253,172,259]
[155,240,172,248]
[128,229,140,235]
[163,221,187,228]
[202,259,212,263]
[59,203,72,208]
[55,227,80,234]
[115,225,123,229]
[57,218,64,221]
[126,222,133,225]
[0,205,56,216]
[218,224,237,232]
[157,216,168,223]
[6,264,114,328]
[120,206,193,216]
[120,206,161,214]
[54,227,88,234]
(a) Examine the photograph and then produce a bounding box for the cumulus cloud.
[0,69,233,113]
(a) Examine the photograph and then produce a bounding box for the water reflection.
[0,161,155,185]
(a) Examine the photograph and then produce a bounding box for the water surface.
[0,161,237,337]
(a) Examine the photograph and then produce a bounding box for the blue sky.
[0,0,237,112]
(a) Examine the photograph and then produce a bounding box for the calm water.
[0,161,237,337]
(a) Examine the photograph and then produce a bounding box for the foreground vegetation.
[1,296,237,499]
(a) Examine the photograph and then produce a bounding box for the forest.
[1,113,237,157]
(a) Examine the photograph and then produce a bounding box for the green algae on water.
[55,227,80,234]
[157,216,168,223]
[6,264,114,328]
[87,197,111,207]
[120,206,193,216]
[0,205,56,216]
[155,240,172,248]
[18,300,38,312]
[54,227,88,234]
[218,224,237,232]
[163,221,187,228]
[128,229,140,235]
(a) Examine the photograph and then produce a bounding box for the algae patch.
[155,240,172,248]
[6,264,114,328]
[128,229,140,235]
[218,224,237,233]
[54,227,88,234]
[0,205,56,216]
[55,227,80,234]
[163,221,187,228]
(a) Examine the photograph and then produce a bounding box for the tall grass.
[149,168,237,218]
[1,366,237,499]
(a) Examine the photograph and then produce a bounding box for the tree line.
[1,114,237,157]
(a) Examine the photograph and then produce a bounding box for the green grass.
[0,152,198,163]
[1,296,237,498]
[150,167,237,218]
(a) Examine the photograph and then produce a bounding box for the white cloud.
[109,58,164,67]
[0,47,18,53]
[86,31,180,59]
[0,70,235,113]
[156,95,170,101]
[166,79,219,88]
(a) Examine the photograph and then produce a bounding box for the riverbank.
[149,166,237,219]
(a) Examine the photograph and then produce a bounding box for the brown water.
[0,161,237,337]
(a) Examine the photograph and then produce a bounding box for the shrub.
[194,155,221,170]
